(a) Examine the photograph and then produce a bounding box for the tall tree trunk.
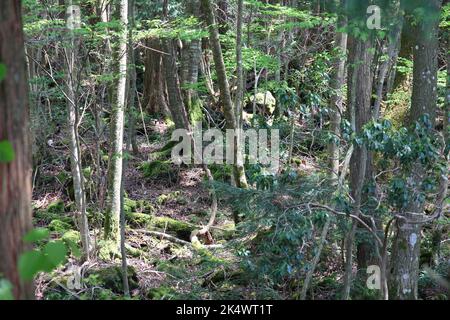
[201,0,248,189]
[390,0,442,300]
[65,0,90,259]
[342,3,375,298]
[162,38,191,131]
[373,0,402,119]
[105,0,128,247]
[127,0,139,155]
[0,0,34,300]
[143,38,169,115]
[235,0,245,127]
[328,1,347,183]
[181,0,203,123]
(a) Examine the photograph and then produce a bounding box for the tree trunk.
[0,0,34,300]
[201,0,248,189]
[342,18,375,300]
[127,0,139,155]
[328,1,347,183]
[162,38,191,131]
[105,0,128,247]
[143,38,169,115]
[181,0,203,123]
[390,0,442,300]
[235,0,245,127]
[65,0,90,259]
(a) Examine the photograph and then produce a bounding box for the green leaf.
[0,63,6,82]
[64,239,81,258]
[0,140,15,163]
[43,241,67,267]
[23,228,50,244]
[0,279,13,300]
[18,250,45,281]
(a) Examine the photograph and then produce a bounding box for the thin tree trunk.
[0,0,34,300]
[201,0,248,189]
[105,0,128,247]
[235,0,245,127]
[328,1,347,183]
[127,0,139,155]
[65,0,90,259]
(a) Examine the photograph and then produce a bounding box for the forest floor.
[30,121,448,300]
[31,122,275,300]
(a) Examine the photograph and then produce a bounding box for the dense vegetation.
[0,0,449,301]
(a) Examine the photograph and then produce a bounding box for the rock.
[247,91,276,115]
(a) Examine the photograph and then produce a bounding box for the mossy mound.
[156,191,186,205]
[34,199,74,227]
[147,285,177,300]
[139,160,178,181]
[124,198,155,214]
[126,212,194,241]
[48,219,73,234]
[85,265,139,294]
[98,240,121,261]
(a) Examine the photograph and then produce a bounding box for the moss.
[136,200,156,214]
[152,216,194,240]
[125,244,144,258]
[34,200,74,227]
[124,198,138,213]
[126,211,194,241]
[156,191,184,205]
[48,219,72,234]
[62,230,81,244]
[86,266,139,294]
[126,212,153,228]
[147,286,177,300]
[47,199,65,214]
[188,98,204,124]
[212,220,236,241]
[140,160,176,180]
[98,240,121,261]
[209,164,233,182]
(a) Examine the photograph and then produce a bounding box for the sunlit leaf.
[0,63,6,82]
[0,140,15,163]
[43,241,67,267]
[23,228,50,244]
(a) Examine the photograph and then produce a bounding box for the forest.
[0,0,449,302]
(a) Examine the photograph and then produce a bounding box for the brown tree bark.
[201,0,248,189]
[390,0,442,300]
[0,0,34,300]
[143,38,169,115]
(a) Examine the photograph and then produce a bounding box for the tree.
[65,0,90,259]
[104,0,129,247]
[0,0,34,300]
[328,0,348,183]
[201,0,248,189]
[342,0,376,300]
[390,0,443,300]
